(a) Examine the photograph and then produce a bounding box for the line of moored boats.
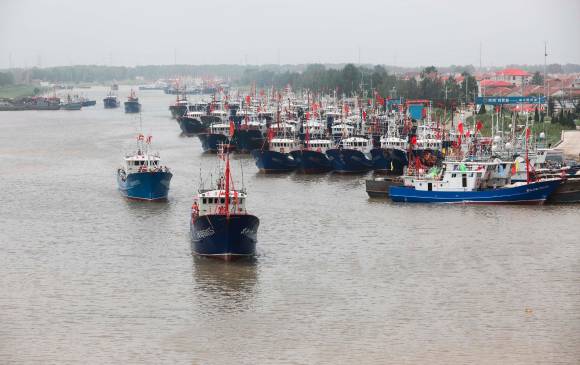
[113,87,579,261]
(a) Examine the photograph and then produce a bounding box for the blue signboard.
[476,96,545,105]
[408,104,424,120]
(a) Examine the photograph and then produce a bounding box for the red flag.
[457,121,464,135]
[526,127,531,141]
[362,110,367,120]
[410,135,417,145]
[267,128,274,142]
[305,111,310,120]
[476,120,483,132]
[245,95,251,104]
[229,120,235,137]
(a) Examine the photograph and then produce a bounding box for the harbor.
[0,86,579,363]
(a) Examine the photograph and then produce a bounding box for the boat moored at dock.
[389,161,562,204]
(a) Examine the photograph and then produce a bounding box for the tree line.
[239,64,479,103]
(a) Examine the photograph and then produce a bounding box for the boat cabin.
[305,139,333,153]
[124,152,163,173]
[269,138,300,153]
[331,123,354,139]
[404,161,508,192]
[341,136,372,153]
[209,123,232,136]
[194,189,247,215]
[381,136,408,150]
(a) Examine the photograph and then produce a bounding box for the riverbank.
[0,85,41,99]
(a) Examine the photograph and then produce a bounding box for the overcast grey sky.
[0,0,578,68]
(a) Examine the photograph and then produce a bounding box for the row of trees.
[239,64,479,103]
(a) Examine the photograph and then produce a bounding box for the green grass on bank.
[0,85,41,99]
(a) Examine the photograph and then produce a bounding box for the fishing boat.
[233,113,266,153]
[117,134,173,201]
[80,97,96,107]
[60,95,82,110]
[290,138,333,173]
[371,135,409,174]
[124,90,141,113]
[326,136,374,173]
[169,94,189,118]
[365,176,403,198]
[290,121,333,173]
[177,111,206,134]
[547,177,580,203]
[103,93,120,109]
[190,147,259,260]
[198,121,235,153]
[251,134,300,172]
[389,161,561,204]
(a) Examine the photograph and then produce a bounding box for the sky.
[0,0,578,68]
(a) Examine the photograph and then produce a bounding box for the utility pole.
[544,41,549,117]
[479,41,482,72]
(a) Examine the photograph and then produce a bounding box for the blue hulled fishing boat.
[177,111,206,134]
[389,161,561,204]
[169,94,189,119]
[371,135,409,174]
[190,147,259,260]
[326,136,374,173]
[103,92,120,108]
[124,90,141,113]
[251,136,300,172]
[117,134,172,200]
[198,122,234,152]
[234,113,266,152]
[290,122,334,174]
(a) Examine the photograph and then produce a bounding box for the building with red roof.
[492,68,531,87]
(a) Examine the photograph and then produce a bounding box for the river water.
[0,86,579,364]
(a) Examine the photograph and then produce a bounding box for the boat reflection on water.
[191,256,258,313]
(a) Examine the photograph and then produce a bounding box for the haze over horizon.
[1,0,579,69]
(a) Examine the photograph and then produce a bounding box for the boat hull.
[547,178,580,203]
[365,177,402,198]
[234,129,265,152]
[197,133,231,152]
[251,149,298,172]
[290,149,332,173]
[178,116,206,134]
[370,148,408,174]
[124,101,141,113]
[389,179,562,204]
[117,171,173,200]
[190,214,259,260]
[103,98,120,108]
[169,105,188,118]
[61,102,82,110]
[326,148,374,173]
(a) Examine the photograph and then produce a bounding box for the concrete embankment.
[555,130,580,161]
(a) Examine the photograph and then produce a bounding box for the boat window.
[220,198,225,204]
[202,198,207,204]
[451,173,456,178]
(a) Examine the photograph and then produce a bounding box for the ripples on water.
[0,87,579,364]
